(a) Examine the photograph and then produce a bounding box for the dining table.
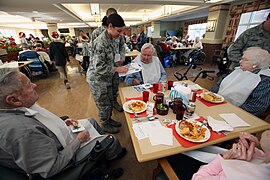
[119,81,270,163]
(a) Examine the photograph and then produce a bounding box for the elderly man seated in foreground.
[125,43,167,86]
[211,47,270,116]
[0,68,126,179]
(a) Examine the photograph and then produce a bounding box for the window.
[188,23,206,40]
[234,9,270,41]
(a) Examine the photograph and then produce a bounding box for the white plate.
[201,91,224,104]
[175,120,211,143]
[123,100,147,114]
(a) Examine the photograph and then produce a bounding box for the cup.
[153,92,164,107]
[168,81,174,90]
[142,91,150,103]
[152,83,159,93]
[169,98,186,114]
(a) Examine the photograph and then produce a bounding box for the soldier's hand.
[77,130,90,143]
[116,66,128,73]
[115,61,123,67]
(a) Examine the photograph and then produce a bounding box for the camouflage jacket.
[228,23,270,66]
[88,30,117,82]
[90,26,125,61]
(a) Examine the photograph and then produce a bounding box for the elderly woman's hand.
[223,141,255,161]
[133,79,140,85]
[239,132,260,148]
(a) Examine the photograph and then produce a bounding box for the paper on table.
[148,126,173,146]
[119,62,142,77]
[132,121,163,140]
[219,113,250,128]
[207,116,234,132]
[188,84,203,91]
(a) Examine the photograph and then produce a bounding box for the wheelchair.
[174,49,215,82]
[19,50,49,79]
[0,135,115,180]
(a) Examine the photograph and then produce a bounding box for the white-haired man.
[0,68,126,179]
[125,43,167,86]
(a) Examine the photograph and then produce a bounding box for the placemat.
[167,117,226,147]
[125,97,148,118]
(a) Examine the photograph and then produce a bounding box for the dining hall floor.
[35,57,220,179]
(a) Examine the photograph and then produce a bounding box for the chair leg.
[152,162,162,180]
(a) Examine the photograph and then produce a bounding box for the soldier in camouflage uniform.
[90,8,126,112]
[87,14,128,134]
[228,12,270,70]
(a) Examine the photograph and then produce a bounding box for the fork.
[128,105,138,118]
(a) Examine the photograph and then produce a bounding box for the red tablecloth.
[167,117,226,147]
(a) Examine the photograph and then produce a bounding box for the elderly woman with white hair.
[125,43,167,86]
[211,47,270,116]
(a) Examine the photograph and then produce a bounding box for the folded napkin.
[219,113,250,128]
[188,84,203,91]
[148,126,173,146]
[207,116,234,132]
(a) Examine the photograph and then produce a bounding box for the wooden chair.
[152,158,179,180]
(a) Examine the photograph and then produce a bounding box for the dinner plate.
[123,100,147,114]
[201,91,224,104]
[175,120,211,143]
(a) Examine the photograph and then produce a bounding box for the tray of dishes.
[123,100,147,114]
[201,91,224,104]
[175,120,211,142]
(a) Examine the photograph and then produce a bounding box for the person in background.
[182,37,203,59]
[158,39,171,53]
[49,31,71,89]
[125,43,167,86]
[0,68,126,179]
[87,14,128,134]
[35,43,54,71]
[228,12,270,70]
[136,25,147,51]
[18,32,29,50]
[165,130,270,180]
[211,47,270,116]
[34,37,45,48]
[81,35,90,71]
[90,7,126,113]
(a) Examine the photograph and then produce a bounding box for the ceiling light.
[142,10,148,22]
[163,5,172,16]
[32,11,39,14]
[90,3,100,15]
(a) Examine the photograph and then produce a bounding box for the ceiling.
[0,0,238,29]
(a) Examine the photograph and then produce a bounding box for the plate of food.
[175,120,211,142]
[201,91,224,103]
[123,100,147,114]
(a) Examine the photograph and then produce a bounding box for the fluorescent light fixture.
[90,3,100,15]
[142,10,148,22]
[163,5,172,16]
[32,11,39,14]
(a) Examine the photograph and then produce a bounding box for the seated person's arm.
[125,72,142,86]
[13,126,81,178]
[240,75,270,116]
[158,61,167,82]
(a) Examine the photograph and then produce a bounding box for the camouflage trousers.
[88,80,114,125]
[112,72,120,104]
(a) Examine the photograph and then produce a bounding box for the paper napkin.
[219,113,250,128]
[207,116,234,132]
